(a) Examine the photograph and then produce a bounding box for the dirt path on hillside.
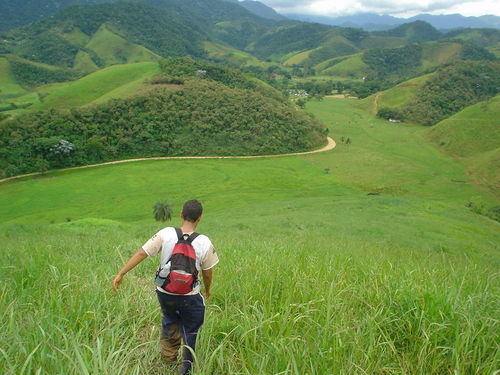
[0,137,336,183]
[325,94,356,99]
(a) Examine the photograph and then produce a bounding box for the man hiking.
[113,199,219,375]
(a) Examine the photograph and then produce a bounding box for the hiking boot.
[178,361,192,375]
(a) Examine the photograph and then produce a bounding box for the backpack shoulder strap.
[187,232,200,243]
[174,227,183,241]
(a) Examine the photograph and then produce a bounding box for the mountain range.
[286,12,500,31]
[1,0,499,32]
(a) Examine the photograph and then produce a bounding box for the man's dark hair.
[182,200,203,222]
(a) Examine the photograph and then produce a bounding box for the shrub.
[153,201,173,222]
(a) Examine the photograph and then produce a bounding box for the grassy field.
[0,98,498,374]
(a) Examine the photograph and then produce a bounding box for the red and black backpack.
[156,228,200,294]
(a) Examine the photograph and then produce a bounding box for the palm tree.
[153,201,173,222]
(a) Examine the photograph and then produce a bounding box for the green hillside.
[444,28,500,50]
[1,2,206,68]
[371,61,500,125]
[248,23,330,59]
[403,61,500,125]
[33,62,160,110]
[421,41,462,69]
[203,41,268,67]
[0,57,26,96]
[321,54,369,78]
[0,61,160,117]
[0,98,498,374]
[284,49,317,65]
[428,95,500,195]
[3,54,78,86]
[374,20,442,42]
[84,24,161,67]
[373,73,435,110]
[314,38,476,83]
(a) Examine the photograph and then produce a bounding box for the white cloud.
[257,0,500,17]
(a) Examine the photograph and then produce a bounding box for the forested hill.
[0,0,279,32]
[0,2,207,68]
[0,59,327,177]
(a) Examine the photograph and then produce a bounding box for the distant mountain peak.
[238,1,287,21]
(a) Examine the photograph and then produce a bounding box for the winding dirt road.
[0,137,336,183]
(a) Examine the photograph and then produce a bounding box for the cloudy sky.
[256,0,500,17]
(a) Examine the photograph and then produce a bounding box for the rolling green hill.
[83,24,161,67]
[0,57,26,97]
[248,23,331,60]
[320,54,369,78]
[428,95,500,195]
[1,2,206,68]
[370,61,499,125]
[203,41,268,68]
[444,28,500,51]
[33,62,161,110]
[312,39,468,81]
[402,61,500,125]
[374,20,442,42]
[372,73,435,111]
[0,62,160,117]
[0,61,326,177]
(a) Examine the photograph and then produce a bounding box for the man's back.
[143,226,218,295]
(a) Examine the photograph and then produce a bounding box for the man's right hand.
[203,290,211,299]
[112,274,123,292]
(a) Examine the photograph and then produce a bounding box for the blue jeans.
[156,291,205,367]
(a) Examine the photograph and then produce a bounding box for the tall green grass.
[0,221,498,374]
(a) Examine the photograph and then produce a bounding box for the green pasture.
[283,49,316,65]
[33,62,160,110]
[203,42,268,68]
[372,73,435,109]
[428,95,500,194]
[85,25,161,67]
[314,55,350,72]
[357,36,405,50]
[421,42,462,70]
[73,50,100,73]
[0,98,498,374]
[0,57,26,97]
[322,54,369,78]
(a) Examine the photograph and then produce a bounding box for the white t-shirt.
[142,227,219,295]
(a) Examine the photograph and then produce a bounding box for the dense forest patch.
[401,61,500,125]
